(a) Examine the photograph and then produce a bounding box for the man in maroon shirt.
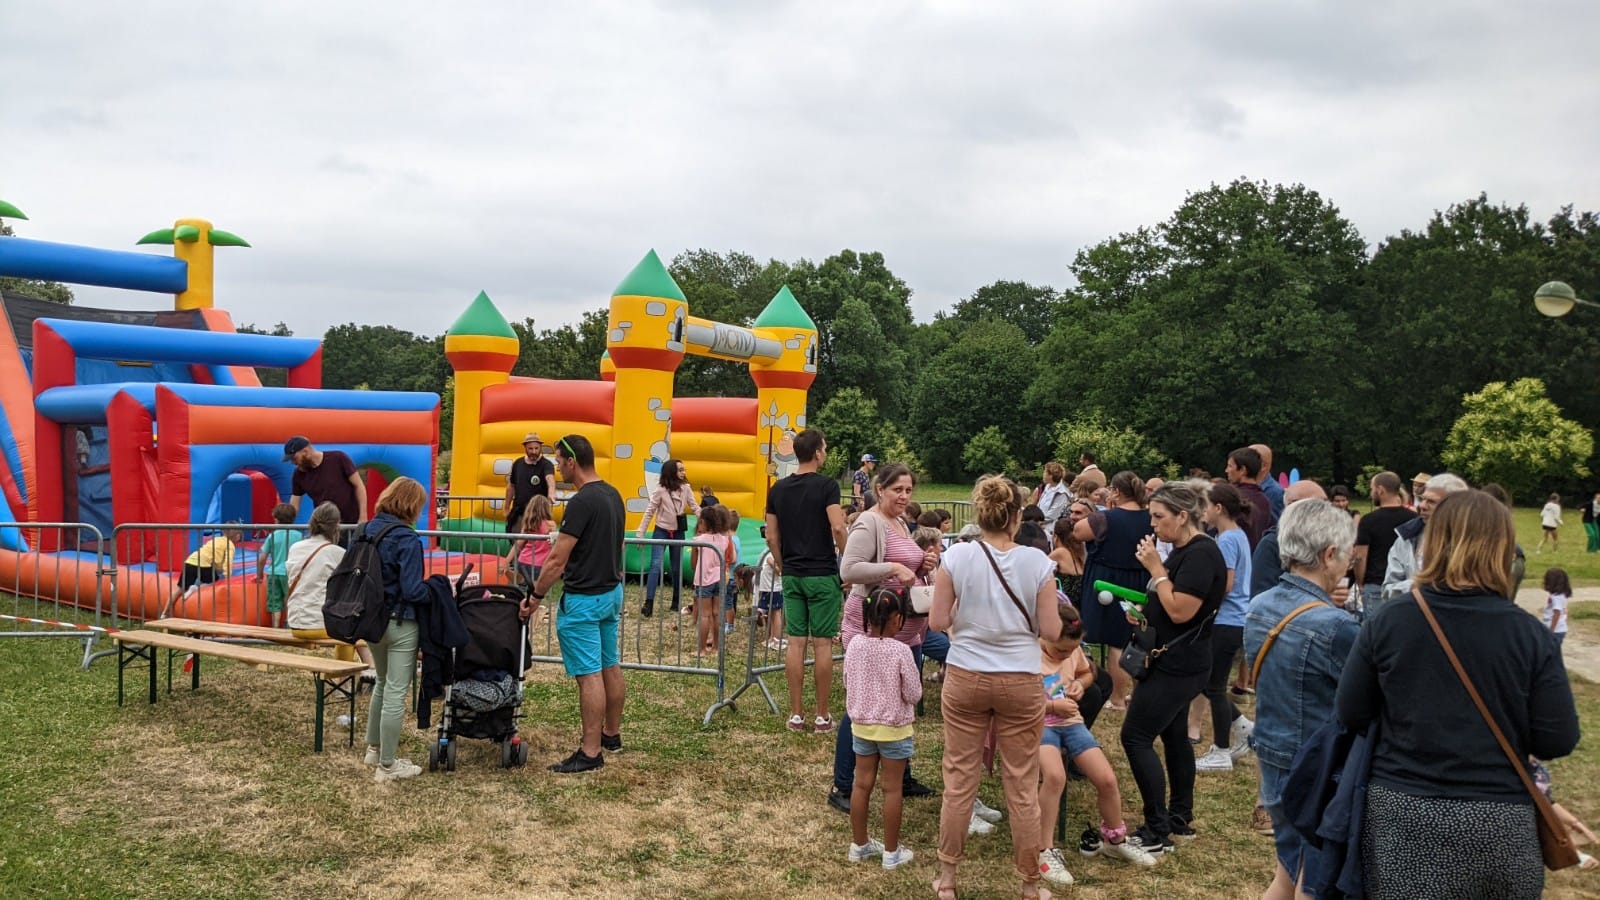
[1224,446,1273,551]
[284,436,368,529]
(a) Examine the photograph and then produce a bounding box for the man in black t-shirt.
[504,432,556,534]
[1350,471,1416,614]
[284,436,367,530]
[764,428,848,734]
[524,434,625,774]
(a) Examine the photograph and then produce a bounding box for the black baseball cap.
[282,436,310,461]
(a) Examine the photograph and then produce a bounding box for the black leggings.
[1203,624,1243,744]
[1120,666,1208,836]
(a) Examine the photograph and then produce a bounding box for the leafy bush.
[1440,377,1592,503]
[1050,413,1172,478]
[962,426,1017,479]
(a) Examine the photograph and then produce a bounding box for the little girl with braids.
[844,586,922,872]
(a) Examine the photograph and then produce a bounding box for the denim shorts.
[555,585,622,677]
[1259,761,1303,880]
[756,590,784,613]
[694,584,721,602]
[1040,722,1099,759]
[723,578,738,611]
[852,734,914,760]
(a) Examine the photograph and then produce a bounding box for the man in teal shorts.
[764,428,847,735]
[523,434,626,773]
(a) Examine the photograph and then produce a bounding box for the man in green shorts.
[764,428,847,734]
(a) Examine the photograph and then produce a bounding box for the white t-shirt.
[756,559,781,595]
[1542,503,1563,529]
[1543,592,1569,634]
[284,537,347,631]
[943,540,1055,674]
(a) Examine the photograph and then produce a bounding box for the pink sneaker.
[813,715,834,734]
[787,715,808,732]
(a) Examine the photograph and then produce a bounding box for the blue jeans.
[1259,761,1303,881]
[365,618,419,766]
[642,526,683,610]
[921,630,950,665]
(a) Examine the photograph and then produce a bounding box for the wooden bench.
[112,630,367,752]
[145,618,346,650]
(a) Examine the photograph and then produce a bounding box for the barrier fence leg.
[313,676,326,754]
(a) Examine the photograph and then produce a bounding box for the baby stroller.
[427,580,532,771]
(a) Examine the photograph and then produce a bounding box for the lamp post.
[1533,281,1600,318]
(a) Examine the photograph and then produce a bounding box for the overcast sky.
[4,1,1597,337]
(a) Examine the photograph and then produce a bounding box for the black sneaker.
[1127,824,1174,855]
[1169,818,1197,842]
[601,732,623,753]
[902,775,936,798]
[548,749,604,774]
[1077,826,1102,857]
[827,786,851,814]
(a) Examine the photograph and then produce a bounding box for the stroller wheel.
[514,740,529,767]
[444,740,458,772]
[428,742,441,772]
[500,741,516,769]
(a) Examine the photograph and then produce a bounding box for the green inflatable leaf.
[174,225,201,243]
[136,228,176,245]
[207,229,251,248]
[0,200,27,220]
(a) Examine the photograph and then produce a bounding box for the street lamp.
[1534,281,1600,318]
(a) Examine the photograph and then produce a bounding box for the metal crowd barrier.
[424,530,736,724]
[920,500,974,532]
[0,522,117,669]
[724,549,844,717]
[436,494,507,525]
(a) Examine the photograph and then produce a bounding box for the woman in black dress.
[1073,471,1152,710]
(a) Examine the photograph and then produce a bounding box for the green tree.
[962,426,1017,478]
[1027,179,1366,475]
[829,297,908,417]
[784,250,915,414]
[938,280,1064,345]
[1440,377,1592,501]
[438,375,455,452]
[1351,195,1577,477]
[1050,413,1173,478]
[910,319,1036,481]
[321,324,449,394]
[510,310,608,382]
[811,387,894,479]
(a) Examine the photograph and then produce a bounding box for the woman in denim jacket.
[361,477,432,783]
[1243,500,1360,900]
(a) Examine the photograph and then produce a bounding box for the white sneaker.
[363,745,380,766]
[1195,744,1234,772]
[1039,848,1075,886]
[882,845,915,870]
[1097,837,1159,867]
[972,797,1003,823]
[1228,715,1255,760]
[374,758,422,782]
[848,837,885,862]
[968,812,995,835]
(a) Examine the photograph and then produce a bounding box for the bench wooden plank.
[145,618,342,649]
[113,630,366,677]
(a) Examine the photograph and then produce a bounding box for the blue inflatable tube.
[0,238,188,294]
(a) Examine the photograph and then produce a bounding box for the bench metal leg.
[314,675,359,753]
[192,652,201,691]
[147,645,158,704]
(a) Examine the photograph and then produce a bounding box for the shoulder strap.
[978,541,1035,633]
[286,541,334,599]
[1249,601,1326,686]
[1411,587,1549,811]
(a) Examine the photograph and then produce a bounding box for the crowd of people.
[264,424,1587,896]
[758,430,1585,898]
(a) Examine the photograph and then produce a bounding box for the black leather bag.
[1119,621,1158,680]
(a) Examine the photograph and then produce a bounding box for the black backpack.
[323,523,404,644]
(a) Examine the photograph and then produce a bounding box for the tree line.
[18,179,1598,499]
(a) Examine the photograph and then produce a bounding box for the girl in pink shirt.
[845,587,923,871]
[504,496,554,590]
[692,506,734,656]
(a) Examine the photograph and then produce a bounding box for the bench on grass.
[112,630,367,752]
[145,618,346,649]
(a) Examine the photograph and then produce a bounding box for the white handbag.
[909,585,935,615]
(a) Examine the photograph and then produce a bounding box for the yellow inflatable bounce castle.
[444,250,817,548]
